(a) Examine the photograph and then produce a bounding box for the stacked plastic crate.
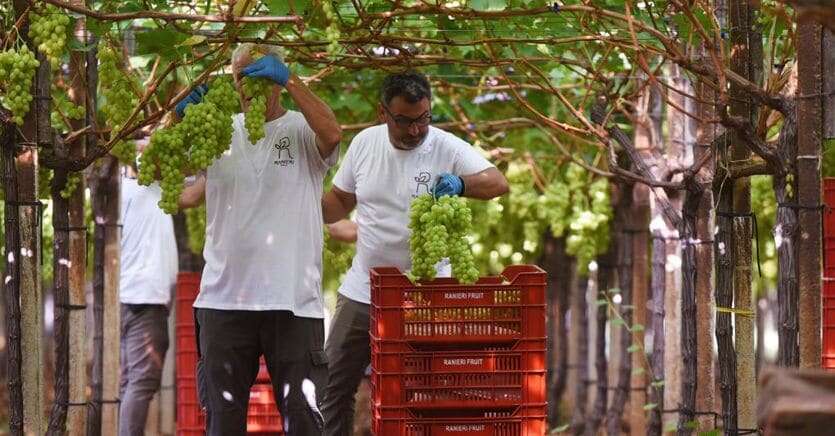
[370,265,547,435]
[174,272,284,435]
[823,179,835,369]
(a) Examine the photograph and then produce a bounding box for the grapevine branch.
[43,0,303,24]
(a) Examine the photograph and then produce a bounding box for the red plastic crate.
[371,339,545,410]
[177,378,205,429]
[247,384,284,433]
[176,272,202,327]
[372,404,546,436]
[256,357,270,383]
[370,266,546,345]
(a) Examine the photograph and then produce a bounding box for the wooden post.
[796,19,825,369]
[631,85,654,436]
[729,0,762,429]
[103,156,121,435]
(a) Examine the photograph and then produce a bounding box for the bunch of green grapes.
[51,84,84,132]
[28,4,70,66]
[99,43,140,164]
[182,78,237,168]
[408,195,479,283]
[0,46,39,125]
[241,77,271,143]
[321,0,342,54]
[140,77,240,214]
[185,205,206,255]
[60,172,81,199]
[38,167,53,200]
[138,128,187,213]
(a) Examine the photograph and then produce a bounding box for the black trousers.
[195,308,328,436]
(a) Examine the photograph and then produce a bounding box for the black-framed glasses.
[382,105,431,128]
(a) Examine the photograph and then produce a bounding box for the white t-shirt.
[333,125,493,304]
[194,110,337,318]
[119,177,178,305]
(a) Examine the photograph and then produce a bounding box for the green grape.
[241,77,271,143]
[139,76,240,215]
[181,77,238,169]
[321,0,342,54]
[60,172,81,199]
[38,167,53,200]
[408,194,479,284]
[0,46,39,125]
[185,205,206,255]
[28,4,70,66]
[99,42,140,164]
[51,84,84,132]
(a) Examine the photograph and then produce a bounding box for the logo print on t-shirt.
[274,137,295,167]
[413,171,432,197]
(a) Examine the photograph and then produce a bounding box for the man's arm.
[179,174,206,209]
[327,219,358,243]
[284,75,342,159]
[322,186,357,224]
[460,167,509,200]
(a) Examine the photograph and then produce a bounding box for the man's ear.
[377,103,386,124]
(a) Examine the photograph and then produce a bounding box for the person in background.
[320,71,509,435]
[175,42,341,436]
[119,138,178,436]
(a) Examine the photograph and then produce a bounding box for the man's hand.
[241,55,290,86]
[433,173,464,198]
[175,84,208,118]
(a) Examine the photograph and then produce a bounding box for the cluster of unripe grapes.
[321,0,341,54]
[138,77,240,213]
[28,4,70,66]
[241,77,270,143]
[409,194,479,284]
[60,172,81,199]
[0,46,39,126]
[99,43,140,164]
[51,84,84,132]
[185,205,206,254]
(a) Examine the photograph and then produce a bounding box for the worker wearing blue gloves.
[319,71,509,436]
[175,44,341,436]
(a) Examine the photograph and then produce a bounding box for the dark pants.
[195,309,328,436]
[321,294,371,436]
[119,304,170,436]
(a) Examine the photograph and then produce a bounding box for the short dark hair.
[381,71,431,106]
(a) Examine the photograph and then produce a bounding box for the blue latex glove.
[434,173,464,198]
[175,84,208,118]
[241,55,290,86]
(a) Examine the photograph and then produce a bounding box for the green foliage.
[185,205,206,254]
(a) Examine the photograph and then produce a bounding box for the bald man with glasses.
[320,70,509,435]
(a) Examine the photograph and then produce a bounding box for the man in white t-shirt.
[320,71,509,435]
[119,140,178,436]
[176,43,341,436]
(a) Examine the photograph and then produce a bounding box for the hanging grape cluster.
[60,173,81,199]
[138,77,239,213]
[28,4,70,66]
[99,43,140,164]
[185,205,206,255]
[321,0,342,54]
[241,77,271,144]
[0,46,39,126]
[409,194,479,284]
[51,84,84,132]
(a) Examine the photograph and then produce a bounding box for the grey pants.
[119,304,170,436]
[322,294,371,436]
[195,308,328,436]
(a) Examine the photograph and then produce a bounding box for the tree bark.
[630,174,650,436]
[2,116,24,436]
[729,0,762,429]
[796,19,825,369]
[541,234,572,426]
[693,76,718,434]
[585,248,615,436]
[607,191,633,436]
[48,146,71,436]
[571,270,589,434]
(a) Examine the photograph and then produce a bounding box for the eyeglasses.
[382,105,431,129]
